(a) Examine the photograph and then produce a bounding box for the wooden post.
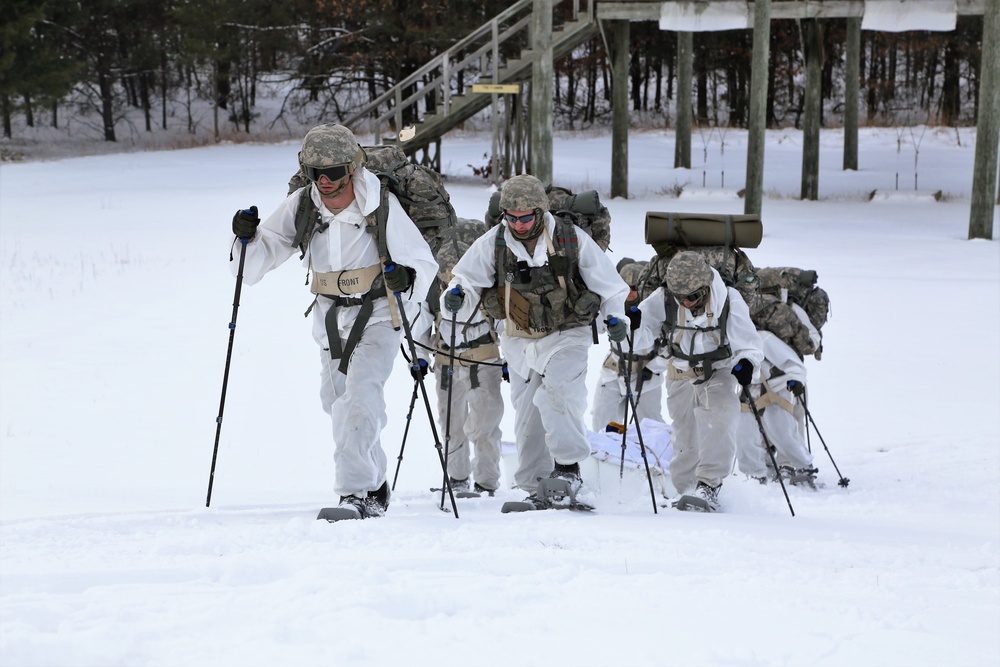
[843,17,860,171]
[674,31,692,169]
[744,0,771,217]
[800,19,824,201]
[530,0,554,184]
[611,20,629,198]
[969,1,999,240]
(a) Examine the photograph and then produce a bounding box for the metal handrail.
[345,0,594,143]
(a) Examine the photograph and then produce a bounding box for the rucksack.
[639,211,817,359]
[287,144,457,261]
[485,184,612,251]
[756,267,831,332]
[425,218,487,318]
[637,212,763,305]
[757,266,830,358]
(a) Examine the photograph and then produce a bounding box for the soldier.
[413,226,505,496]
[590,259,666,432]
[229,123,438,519]
[734,331,819,486]
[736,274,822,486]
[441,175,630,509]
[633,251,763,511]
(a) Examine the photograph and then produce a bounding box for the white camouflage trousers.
[435,361,504,490]
[666,372,740,493]
[509,345,592,494]
[318,320,398,498]
[591,375,665,433]
[735,383,813,474]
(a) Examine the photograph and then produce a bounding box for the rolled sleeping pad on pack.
[644,212,763,249]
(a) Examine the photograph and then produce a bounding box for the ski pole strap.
[434,342,500,367]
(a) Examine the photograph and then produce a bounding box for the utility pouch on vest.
[504,280,534,332]
[571,289,601,319]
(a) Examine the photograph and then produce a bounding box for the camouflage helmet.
[299,124,367,171]
[666,251,713,296]
[618,261,648,288]
[499,174,548,213]
[435,239,469,284]
[616,257,635,274]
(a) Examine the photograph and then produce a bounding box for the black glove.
[607,316,628,343]
[444,286,465,313]
[626,306,642,330]
[731,358,754,387]
[383,262,414,293]
[641,367,654,383]
[410,358,429,381]
[232,206,260,240]
[501,362,510,383]
[787,380,806,397]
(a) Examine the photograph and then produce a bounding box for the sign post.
[472,84,521,185]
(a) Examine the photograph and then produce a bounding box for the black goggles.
[305,164,352,182]
[503,211,536,224]
[680,288,708,303]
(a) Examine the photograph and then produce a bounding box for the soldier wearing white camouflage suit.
[590,259,667,432]
[634,251,763,510]
[229,124,437,519]
[413,234,505,496]
[441,175,630,507]
[736,289,821,485]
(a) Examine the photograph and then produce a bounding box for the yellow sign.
[472,84,520,94]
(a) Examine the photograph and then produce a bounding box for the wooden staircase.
[343,0,598,163]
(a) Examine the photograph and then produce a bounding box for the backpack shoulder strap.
[292,188,327,259]
[364,177,392,262]
[492,224,508,287]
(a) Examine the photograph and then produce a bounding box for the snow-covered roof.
[861,0,958,32]
[654,1,962,33]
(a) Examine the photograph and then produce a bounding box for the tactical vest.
[659,293,732,383]
[481,219,601,335]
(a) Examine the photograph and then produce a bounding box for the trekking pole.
[391,374,420,491]
[391,285,459,517]
[798,394,850,488]
[206,232,249,507]
[741,385,796,517]
[618,306,642,480]
[438,303,460,510]
[617,345,631,481]
[608,315,658,514]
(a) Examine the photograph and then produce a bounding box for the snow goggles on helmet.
[679,287,709,304]
[503,211,536,224]
[305,163,352,183]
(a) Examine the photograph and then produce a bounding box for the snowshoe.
[500,477,595,513]
[789,467,820,489]
[672,482,720,513]
[317,493,385,522]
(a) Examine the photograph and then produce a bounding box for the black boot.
[366,481,390,515]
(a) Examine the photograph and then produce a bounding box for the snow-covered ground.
[1,127,997,666]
